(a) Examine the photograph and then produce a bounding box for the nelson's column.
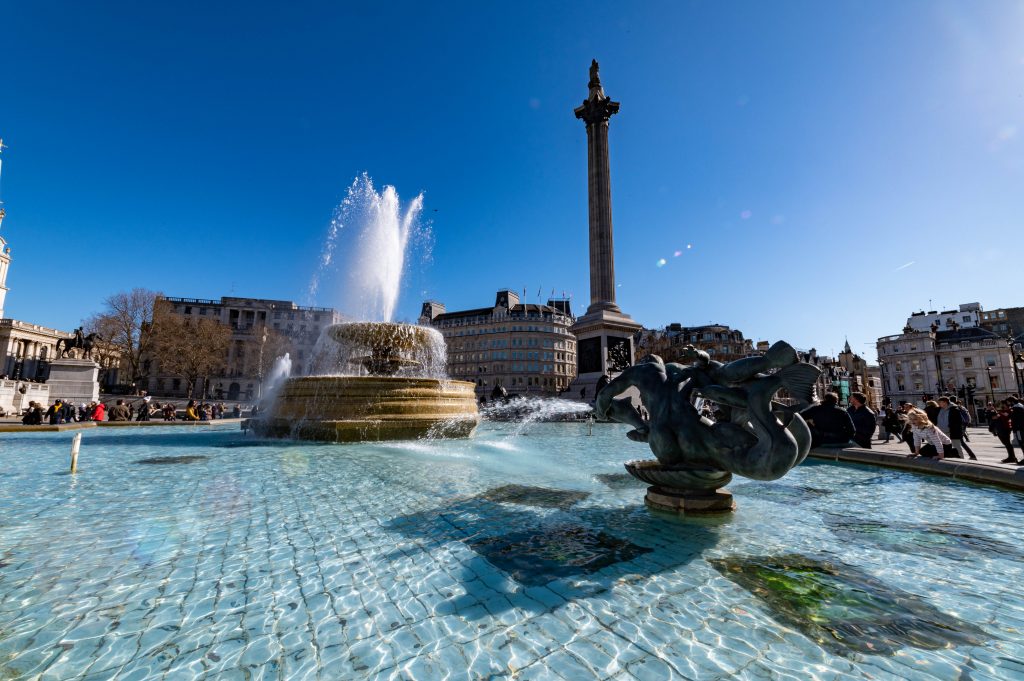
[570,60,642,399]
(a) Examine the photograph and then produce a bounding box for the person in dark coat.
[800,392,855,448]
[847,391,876,449]
[1010,397,1024,460]
[936,396,976,459]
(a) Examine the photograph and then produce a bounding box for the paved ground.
[869,426,1024,468]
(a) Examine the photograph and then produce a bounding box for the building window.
[986,356,996,367]
[911,360,921,371]
[942,357,952,370]
[184,306,192,314]
[962,357,973,368]
[990,374,1000,390]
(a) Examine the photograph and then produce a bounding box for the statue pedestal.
[569,308,643,400]
[624,459,736,515]
[644,486,736,515]
[46,358,100,405]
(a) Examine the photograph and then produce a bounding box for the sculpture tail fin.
[764,341,798,368]
[777,363,820,405]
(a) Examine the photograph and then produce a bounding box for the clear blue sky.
[2,1,1022,360]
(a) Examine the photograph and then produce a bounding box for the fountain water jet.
[250,175,478,442]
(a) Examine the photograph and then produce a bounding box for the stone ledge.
[808,446,1024,491]
[0,419,244,433]
[0,422,97,433]
[98,420,243,428]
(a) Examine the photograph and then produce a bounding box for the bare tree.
[149,300,232,398]
[83,288,160,386]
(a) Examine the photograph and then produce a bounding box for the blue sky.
[1,1,1022,360]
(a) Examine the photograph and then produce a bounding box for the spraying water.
[309,173,425,322]
[481,397,593,436]
[260,353,292,406]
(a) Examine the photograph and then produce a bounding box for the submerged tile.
[469,525,652,586]
[478,484,591,510]
[710,554,987,656]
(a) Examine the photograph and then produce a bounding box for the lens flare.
[656,258,667,267]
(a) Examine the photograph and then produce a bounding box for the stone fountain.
[248,175,479,442]
[249,322,478,442]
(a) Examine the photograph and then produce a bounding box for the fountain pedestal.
[644,487,736,514]
[624,459,736,515]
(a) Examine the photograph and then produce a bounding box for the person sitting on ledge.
[184,400,199,421]
[907,408,950,459]
[21,401,43,425]
[108,399,131,421]
[847,391,876,449]
[800,392,855,448]
[91,401,106,422]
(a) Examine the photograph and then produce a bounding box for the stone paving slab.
[810,426,1024,491]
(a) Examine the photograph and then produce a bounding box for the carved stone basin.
[249,321,478,442]
[249,375,479,442]
[623,460,732,492]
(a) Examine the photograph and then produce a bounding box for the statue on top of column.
[588,59,605,100]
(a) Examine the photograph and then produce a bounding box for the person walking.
[935,397,976,460]
[847,392,875,449]
[993,400,1019,464]
[1010,398,1024,460]
[881,406,903,443]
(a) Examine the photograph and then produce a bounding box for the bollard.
[70,433,82,473]
[588,414,594,436]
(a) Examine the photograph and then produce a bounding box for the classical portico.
[569,61,642,398]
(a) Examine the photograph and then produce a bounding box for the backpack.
[959,405,971,426]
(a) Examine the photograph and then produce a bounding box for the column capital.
[574,97,620,125]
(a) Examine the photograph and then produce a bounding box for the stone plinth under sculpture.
[249,322,479,443]
[45,358,100,406]
[596,341,820,514]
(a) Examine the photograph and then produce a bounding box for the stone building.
[635,323,755,364]
[979,306,1024,338]
[877,326,1018,416]
[419,290,577,399]
[905,303,981,333]
[142,296,342,400]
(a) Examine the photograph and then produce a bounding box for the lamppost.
[1014,352,1024,396]
[256,327,268,402]
[986,366,996,404]
[878,359,888,407]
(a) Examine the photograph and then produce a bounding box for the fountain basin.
[249,375,479,442]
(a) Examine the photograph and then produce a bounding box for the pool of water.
[1,423,1022,680]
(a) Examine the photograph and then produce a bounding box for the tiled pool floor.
[1,423,1022,679]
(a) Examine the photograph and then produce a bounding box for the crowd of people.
[799,388,1024,465]
[19,396,245,425]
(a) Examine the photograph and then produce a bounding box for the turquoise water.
[1,423,1022,680]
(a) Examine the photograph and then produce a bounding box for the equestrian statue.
[56,327,103,360]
